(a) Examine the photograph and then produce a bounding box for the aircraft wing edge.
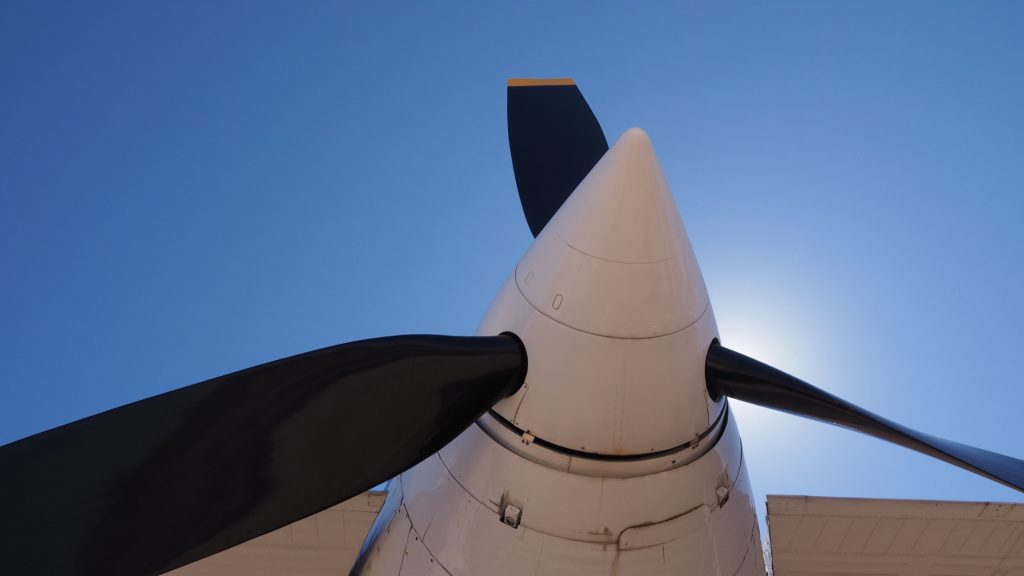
[166,489,387,576]
[767,494,1024,576]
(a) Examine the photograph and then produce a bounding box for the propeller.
[506,79,1024,493]
[0,77,606,576]
[706,340,1024,493]
[5,77,1020,576]
[0,334,526,576]
[507,78,608,236]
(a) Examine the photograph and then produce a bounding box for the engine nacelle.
[352,410,762,576]
[352,129,764,575]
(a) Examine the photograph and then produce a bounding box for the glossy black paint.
[0,334,527,576]
[508,83,608,237]
[706,341,1024,494]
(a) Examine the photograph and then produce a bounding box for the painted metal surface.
[168,490,386,576]
[350,487,413,576]
[768,495,1024,575]
[354,410,763,576]
[484,128,722,458]
[515,127,708,338]
[352,126,765,576]
[507,79,608,237]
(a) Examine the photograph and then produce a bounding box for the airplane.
[1,79,1022,576]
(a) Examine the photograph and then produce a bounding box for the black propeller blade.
[706,340,1024,493]
[507,78,608,237]
[0,334,526,576]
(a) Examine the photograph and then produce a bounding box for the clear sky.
[2,0,1023,536]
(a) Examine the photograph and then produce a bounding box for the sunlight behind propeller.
[705,341,1024,494]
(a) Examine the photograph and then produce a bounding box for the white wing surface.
[768,494,1024,576]
[166,490,386,576]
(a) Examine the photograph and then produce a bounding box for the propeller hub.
[480,128,723,459]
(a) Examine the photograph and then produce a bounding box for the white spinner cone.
[480,128,722,458]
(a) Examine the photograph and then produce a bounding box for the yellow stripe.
[507,78,575,87]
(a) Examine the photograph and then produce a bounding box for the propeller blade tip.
[507,78,576,87]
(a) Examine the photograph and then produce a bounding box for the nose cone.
[554,127,690,264]
[479,128,721,458]
[516,127,708,339]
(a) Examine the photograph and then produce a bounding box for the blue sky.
[2,0,1023,531]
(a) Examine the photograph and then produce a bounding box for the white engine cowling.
[351,129,764,576]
